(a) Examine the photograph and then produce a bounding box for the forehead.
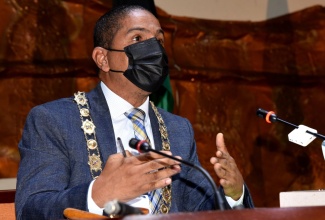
[117,9,162,36]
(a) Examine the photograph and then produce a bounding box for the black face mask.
[106,37,169,92]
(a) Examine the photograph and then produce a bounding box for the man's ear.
[92,47,110,72]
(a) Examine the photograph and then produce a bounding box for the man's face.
[107,9,164,72]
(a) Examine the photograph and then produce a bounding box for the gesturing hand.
[92,150,181,207]
[210,133,244,200]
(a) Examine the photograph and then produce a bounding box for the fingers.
[94,151,181,205]
[213,154,234,167]
[212,161,228,179]
[120,150,181,181]
[211,138,244,200]
[212,159,243,197]
[124,150,133,157]
[127,151,181,192]
[144,165,180,184]
[133,150,180,165]
[129,163,180,194]
[136,151,181,175]
[211,133,237,180]
[211,133,245,200]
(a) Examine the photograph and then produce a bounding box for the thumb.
[216,133,229,154]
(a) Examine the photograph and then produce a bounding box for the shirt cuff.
[87,179,104,215]
[225,185,245,208]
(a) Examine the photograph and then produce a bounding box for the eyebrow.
[126,27,165,36]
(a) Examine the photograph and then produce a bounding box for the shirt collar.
[100,81,150,120]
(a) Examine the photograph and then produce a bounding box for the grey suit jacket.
[15,84,254,219]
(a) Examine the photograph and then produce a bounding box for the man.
[15,5,254,219]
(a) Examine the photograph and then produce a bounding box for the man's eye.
[133,36,141,42]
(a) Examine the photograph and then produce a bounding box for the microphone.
[256,108,277,123]
[256,108,325,159]
[256,108,325,140]
[129,138,227,211]
[104,199,144,216]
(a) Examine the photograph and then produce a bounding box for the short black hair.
[93,5,151,48]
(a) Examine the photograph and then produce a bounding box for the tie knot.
[124,108,146,122]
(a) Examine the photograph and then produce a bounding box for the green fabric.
[150,75,174,112]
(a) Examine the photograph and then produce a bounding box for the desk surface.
[0,178,16,190]
[123,206,325,220]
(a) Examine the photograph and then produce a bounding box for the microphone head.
[256,108,268,118]
[104,200,120,215]
[129,138,139,150]
[256,108,277,123]
[129,138,151,152]
[104,200,144,216]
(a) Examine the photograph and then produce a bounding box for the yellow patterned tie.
[124,108,162,214]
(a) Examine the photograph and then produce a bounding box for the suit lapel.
[87,84,116,164]
[85,86,163,163]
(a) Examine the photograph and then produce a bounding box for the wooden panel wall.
[0,0,324,207]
